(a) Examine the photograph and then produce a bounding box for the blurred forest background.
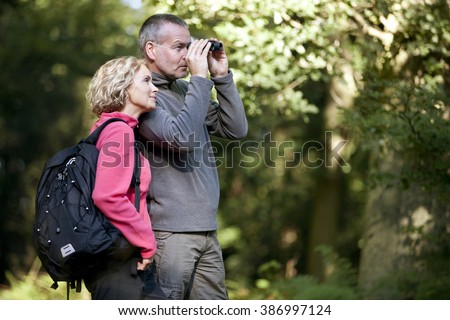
[0,0,449,299]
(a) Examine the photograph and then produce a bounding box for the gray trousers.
[153,231,228,300]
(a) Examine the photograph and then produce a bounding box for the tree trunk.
[307,65,355,280]
[358,150,450,298]
[307,169,343,280]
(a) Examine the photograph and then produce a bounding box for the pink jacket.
[90,111,156,259]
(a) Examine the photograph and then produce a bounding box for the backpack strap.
[84,118,142,211]
[133,141,142,211]
[83,118,126,145]
[132,124,144,212]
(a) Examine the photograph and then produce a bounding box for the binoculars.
[208,41,223,51]
[187,40,223,52]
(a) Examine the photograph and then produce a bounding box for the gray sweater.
[139,71,248,232]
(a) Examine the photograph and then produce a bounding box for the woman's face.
[126,65,158,113]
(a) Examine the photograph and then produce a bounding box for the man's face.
[151,23,191,80]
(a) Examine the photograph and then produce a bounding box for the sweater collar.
[95,111,138,129]
[151,72,176,89]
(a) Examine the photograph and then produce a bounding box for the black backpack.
[33,118,142,298]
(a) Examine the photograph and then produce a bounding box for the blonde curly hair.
[87,56,148,117]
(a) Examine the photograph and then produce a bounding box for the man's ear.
[145,41,156,61]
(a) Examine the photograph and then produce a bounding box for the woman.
[84,56,159,299]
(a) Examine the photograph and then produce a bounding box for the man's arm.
[205,71,248,140]
[138,77,213,152]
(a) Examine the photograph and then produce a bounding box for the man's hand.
[186,39,211,78]
[207,38,229,78]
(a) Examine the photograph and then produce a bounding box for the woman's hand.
[137,258,153,271]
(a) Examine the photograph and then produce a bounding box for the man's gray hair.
[138,13,189,59]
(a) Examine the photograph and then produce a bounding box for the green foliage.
[364,202,450,299]
[229,246,359,300]
[363,263,450,300]
[343,0,450,197]
[341,0,450,298]
[0,272,89,300]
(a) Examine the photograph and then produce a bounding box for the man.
[137,13,248,300]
